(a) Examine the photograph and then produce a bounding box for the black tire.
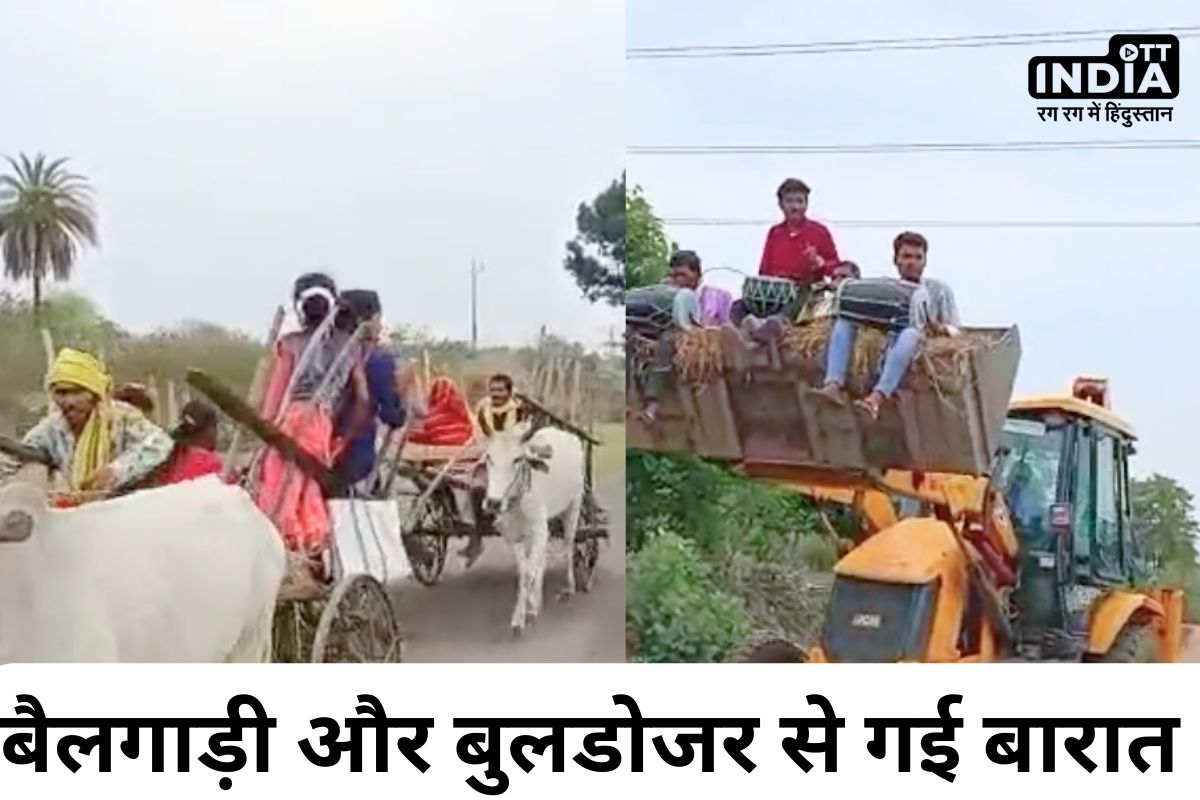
[1089,620,1159,663]
[729,636,808,663]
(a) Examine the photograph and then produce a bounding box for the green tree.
[563,173,624,306]
[0,154,99,312]
[1131,474,1200,581]
[626,183,674,289]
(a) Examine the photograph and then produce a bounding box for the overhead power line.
[629,138,1200,156]
[660,218,1200,229]
[628,24,1200,59]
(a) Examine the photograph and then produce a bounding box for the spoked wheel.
[272,599,323,663]
[570,492,606,592]
[272,551,331,662]
[402,491,454,587]
[310,575,403,663]
[573,536,601,592]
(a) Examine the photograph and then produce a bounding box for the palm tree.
[0,153,98,312]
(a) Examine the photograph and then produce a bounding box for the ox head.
[0,480,47,544]
[482,420,552,516]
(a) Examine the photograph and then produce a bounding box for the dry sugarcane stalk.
[246,307,339,489]
[165,380,179,429]
[40,329,55,369]
[224,306,285,482]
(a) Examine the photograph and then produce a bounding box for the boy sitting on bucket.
[809,231,960,420]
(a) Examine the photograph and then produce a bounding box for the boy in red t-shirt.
[731,178,843,328]
[759,177,840,282]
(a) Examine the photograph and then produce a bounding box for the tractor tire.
[1089,621,1159,663]
[728,636,808,663]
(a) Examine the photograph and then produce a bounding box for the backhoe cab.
[808,377,1184,663]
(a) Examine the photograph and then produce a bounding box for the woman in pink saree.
[255,273,368,579]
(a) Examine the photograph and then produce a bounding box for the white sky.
[0,0,624,350]
[627,0,1200,498]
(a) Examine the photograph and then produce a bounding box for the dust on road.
[390,463,625,663]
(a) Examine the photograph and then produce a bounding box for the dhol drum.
[626,283,682,336]
[833,277,919,332]
[741,276,809,320]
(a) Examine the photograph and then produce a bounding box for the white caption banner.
[0,664,1194,798]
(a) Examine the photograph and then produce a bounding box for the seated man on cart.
[475,373,529,437]
[0,348,176,498]
[457,373,532,567]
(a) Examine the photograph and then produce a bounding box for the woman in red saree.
[254,273,368,579]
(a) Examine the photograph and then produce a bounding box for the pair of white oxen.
[0,421,585,663]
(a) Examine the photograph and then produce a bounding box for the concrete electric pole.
[470,257,485,350]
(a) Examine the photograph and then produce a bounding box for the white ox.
[482,422,584,634]
[0,473,286,663]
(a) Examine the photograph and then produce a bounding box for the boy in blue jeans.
[810,231,960,420]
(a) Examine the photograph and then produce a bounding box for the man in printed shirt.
[810,231,960,420]
[0,348,176,496]
[632,250,705,426]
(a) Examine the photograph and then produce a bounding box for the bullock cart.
[391,393,609,589]
[187,369,405,664]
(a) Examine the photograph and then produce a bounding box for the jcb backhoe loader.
[626,307,1186,663]
[740,378,1184,662]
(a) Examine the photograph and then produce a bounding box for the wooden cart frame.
[391,395,610,589]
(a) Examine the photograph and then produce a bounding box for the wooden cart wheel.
[271,601,322,663]
[310,575,403,663]
[402,489,454,586]
[404,530,448,587]
[572,535,601,592]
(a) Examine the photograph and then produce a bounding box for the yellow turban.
[46,348,112,397]
[45,348,114,488]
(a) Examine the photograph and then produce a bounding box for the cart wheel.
[402,491,453,586]
[271,600,322,663]
[310,575,403,663]
[404,530,448,586]
[572,535,601,593]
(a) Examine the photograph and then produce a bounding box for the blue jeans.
[824,318,922,397]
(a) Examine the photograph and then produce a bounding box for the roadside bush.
[628,530,748,663]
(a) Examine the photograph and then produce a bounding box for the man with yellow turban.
[0,348,176,495]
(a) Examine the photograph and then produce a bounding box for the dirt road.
[390,458,625,663]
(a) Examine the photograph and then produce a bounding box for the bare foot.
[855,391,885,420]
[750,316,787,345]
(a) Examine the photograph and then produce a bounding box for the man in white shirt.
[810,231,960,419]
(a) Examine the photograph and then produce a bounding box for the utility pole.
[470,258,485,350]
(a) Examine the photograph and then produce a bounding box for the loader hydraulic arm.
[742,460,1020,568]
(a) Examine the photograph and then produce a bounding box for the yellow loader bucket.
[628,324,1021,477]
